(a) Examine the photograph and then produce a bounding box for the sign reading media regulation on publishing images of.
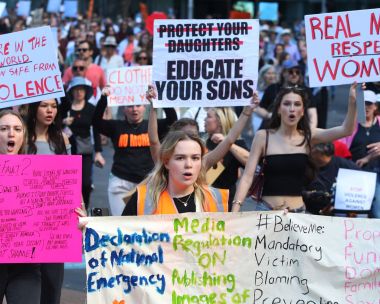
[305,8,380,87]
[153,19,260,108]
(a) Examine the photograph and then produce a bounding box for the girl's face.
[264,67,277,85]
[278,92,304,126]
[0,114,24,154]
[165,140,202,193]
[73,86,86,101]
[37,99,57,126]
[205,109,221,135]
[365,102,377,120]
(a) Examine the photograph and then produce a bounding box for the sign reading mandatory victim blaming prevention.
[0,26,64,108]
[305,8,380,87]
[82,212,380,304]
[153,19,259,108]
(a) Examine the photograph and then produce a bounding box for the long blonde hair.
[209,107,237,136]
[144,130,209,211]
[0,110,27,154]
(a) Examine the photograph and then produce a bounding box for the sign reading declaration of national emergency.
[0,26,64,108]
[305,8,380,87]
[82,212,380,304]
[153,19,259,107]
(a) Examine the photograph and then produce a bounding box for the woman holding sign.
[0,109,41,303]
[26,99,70,304]
[122,130,228,215]
[231,84,358,213]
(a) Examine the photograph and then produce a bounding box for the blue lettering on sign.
[87,271,166,295]
[84,228,170,252]
[110,245,164,267]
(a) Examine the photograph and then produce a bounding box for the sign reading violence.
[305,8,380,87]
[0,155,82,263]
[153,19,259,108]
[82,212,380,304]
[107,65,152,106]
[0,26,64,108]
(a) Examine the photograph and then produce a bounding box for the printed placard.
[334,168,377,210]
[153,19,259,108]
[305,8,380,87]
[107,65,152,106]
[0,26,64,109]
[83,212,380,304]
[0,155,82,263]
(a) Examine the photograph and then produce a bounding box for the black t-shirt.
[122,191,196,215]
[350,121,380,172]
[308,157,360,192]
[93,95,177,183]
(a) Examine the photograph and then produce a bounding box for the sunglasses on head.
[73,66,85,72]
[77,48,89,53]
[288,69,300,75]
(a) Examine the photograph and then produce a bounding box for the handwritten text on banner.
[0,26,65,108]
[305,8,380,87]
[107,65,152,107]
[153,19,259,108]
[83,212,380,304]
[0,155,82,263]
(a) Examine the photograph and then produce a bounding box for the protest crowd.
[0,2,379,304]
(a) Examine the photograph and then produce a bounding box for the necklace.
[173,192,193,207]
[364,118,377,136]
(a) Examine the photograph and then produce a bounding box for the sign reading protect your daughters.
[82,212,380,304]
[0,26,64,108]
[305,8,380,87]
[153,19,259,108]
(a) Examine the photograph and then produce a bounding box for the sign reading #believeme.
[305,8,380,87]
[153,19,259,108]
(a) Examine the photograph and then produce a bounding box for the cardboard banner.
[335,168,377,211]
[16,1,31,17]
[47,0,61,13]
[83,212,380,304]
[305,8,380,87]
[0,26,64,109]
[107,65,152,107]
[0,155,82,263]
[153,19,259,108]
[0,2,6,17]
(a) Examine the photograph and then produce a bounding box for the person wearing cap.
[340,90,380,218]
[258,59,318,129]
[279,28,301,63]
[61,76,105,210]
[95,36,124,75]
[62,40,106,96]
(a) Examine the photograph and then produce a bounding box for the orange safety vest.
[136,184,228,215]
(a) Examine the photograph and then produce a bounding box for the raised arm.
[146,85,161,163]
[231,129,266,212]
[312,83,357,145]
[203,93,259,170]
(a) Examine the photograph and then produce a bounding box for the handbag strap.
[263,130,269,160]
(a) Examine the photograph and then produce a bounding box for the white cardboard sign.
[153,19,259,108]
[0,26,65,108]
[305,8,380,87]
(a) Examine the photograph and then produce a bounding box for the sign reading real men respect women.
[0,26,64,108]
[305,8,380,87]
[153,19,259,108]
[82,212,380,304]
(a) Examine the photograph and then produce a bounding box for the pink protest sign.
[0,155,82,263]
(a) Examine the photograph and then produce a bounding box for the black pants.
[82,154,93,210]
[0,264,41,304]
[40,263,64,304]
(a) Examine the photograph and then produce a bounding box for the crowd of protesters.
[1,7,380,304]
